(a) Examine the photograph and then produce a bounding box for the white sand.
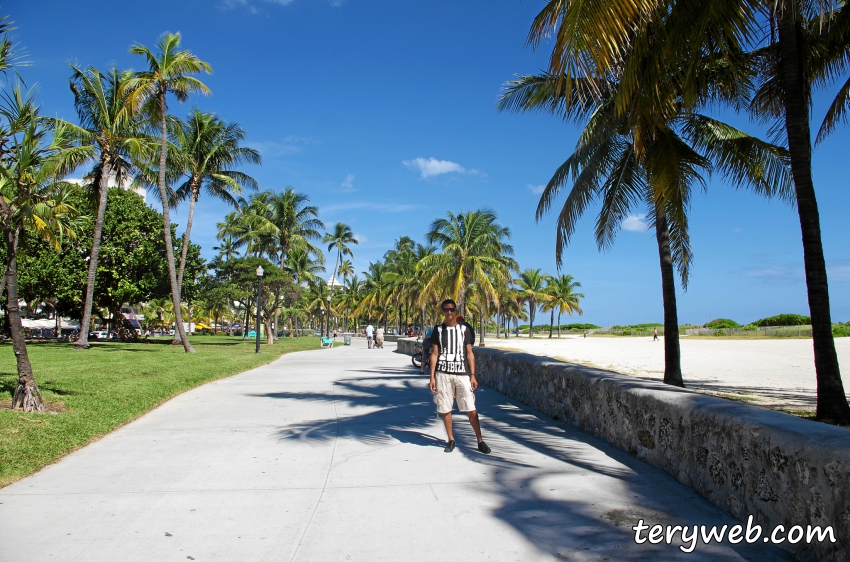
[482,334,850,410]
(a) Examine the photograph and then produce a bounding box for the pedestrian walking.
[428,299,490,454]
[366,323,374,348]
[375,326,384,348]
[653,327,659,341]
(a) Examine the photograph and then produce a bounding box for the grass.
[0,335,321,488]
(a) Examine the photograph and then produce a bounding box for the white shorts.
[433,372,476,413]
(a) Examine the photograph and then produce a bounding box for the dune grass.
[0,335,320,488]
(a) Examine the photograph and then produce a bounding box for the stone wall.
[396,339,850,561]
[397,337,420,355]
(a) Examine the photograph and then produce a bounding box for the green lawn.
[0,335,321,488]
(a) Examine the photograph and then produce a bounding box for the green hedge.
[752,314,811,327]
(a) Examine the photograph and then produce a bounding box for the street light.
[326,293,332,337]
[255,265,263,353]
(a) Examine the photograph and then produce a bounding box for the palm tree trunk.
[6,228,43,412]
[548,309,554,338]
[76,165,111,350]
[157,91,194,353]
[173,184,199,345]
[557,310,562,338]
[528,298,535,338]
[654,209,684,387]
[778,12,850,423]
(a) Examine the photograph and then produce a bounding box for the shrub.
[752,314,811,327]
[833,323,850,338]
[705,318,740,329]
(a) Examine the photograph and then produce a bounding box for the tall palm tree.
[322,222,357,325]
[65,65,148,350]
[413,243,438,334]
[355,261,397,329]
[515,269,551,338]
[172,109,260,294]
[419,209,516,316]
[522,0,850,420]
[544,274,585,338]
[338,259,354,286]
[285,244,325,337]
[127,32,211,353]
[213,235,241,262]
[501,10,792,386]
[0,87,86,411]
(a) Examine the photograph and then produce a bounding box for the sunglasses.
[442,307,456,313]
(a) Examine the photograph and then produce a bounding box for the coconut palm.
[338,259,354,286]
[544,274,585,338]
[500,12,792,386]
[0,87,87,411]
[213,235,241,262]
[127,32,211,353]
[65,65,149,350]
[355,261,397,329]
[172,110,260,294]
[522,0,850,420]
[515,269,551,338]
[419,209,516,316]
[322,222,357,329]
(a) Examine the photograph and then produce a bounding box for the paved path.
[0,340,790,561]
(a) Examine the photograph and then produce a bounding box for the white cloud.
[403,157,466,179]
[353,232,368,244]
[622,213,649,232]
[527,184,545,194]
[252,136,316,158]
[340,173,355,192]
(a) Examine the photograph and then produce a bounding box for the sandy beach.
[483,334,850,410]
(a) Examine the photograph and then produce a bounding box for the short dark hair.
[440,299,456,309]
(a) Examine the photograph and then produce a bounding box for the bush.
[833,323,850,338]
[752,314,811,327]
[705,318,740,329]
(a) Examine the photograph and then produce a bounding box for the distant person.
[375,326,385,348]
[653,327,659,341]
[333,328,338,340]
[366,323,374,349]
[429,299,490,455]
[583,329,587,338]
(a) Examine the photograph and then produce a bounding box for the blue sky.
[12,0,850,326]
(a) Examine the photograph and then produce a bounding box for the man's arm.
[466,343,477,390]
[428,342,439,392]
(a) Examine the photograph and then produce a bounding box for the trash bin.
[344,335,351,346]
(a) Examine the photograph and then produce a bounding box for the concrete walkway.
[0,340,790,561]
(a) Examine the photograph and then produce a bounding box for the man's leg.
[440,412,454,441]
[465,410,483,441]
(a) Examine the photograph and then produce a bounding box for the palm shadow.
[248,368,791,560]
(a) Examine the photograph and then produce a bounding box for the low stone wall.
[397,337,420,355]
[396,339,850,561]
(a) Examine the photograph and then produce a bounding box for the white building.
[65,170,146,203]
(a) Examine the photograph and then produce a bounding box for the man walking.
[366,323,374,349]
[429,299,490,454]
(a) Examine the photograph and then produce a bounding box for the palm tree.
[172,110,260,295]
[285,244,325,337]
[338,259,354,286]
[544,274,585,338]
[0,87,86,411]
[127,32,211,353]
[322,222,357,330]
[521,0,850,419]
[419,209,516,316]
[338,274,362,332]
[355,261,397,329]
[213,235,241,262]
[515,269,550,338]
[65,65,148,350]
[500,11,792,386]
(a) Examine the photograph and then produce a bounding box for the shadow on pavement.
[247,365,791,561]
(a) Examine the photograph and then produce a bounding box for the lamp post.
[255,265,263,353]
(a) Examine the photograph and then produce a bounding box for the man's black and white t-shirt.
[431,323,474,374]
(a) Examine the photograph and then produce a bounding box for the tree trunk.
[157,91,194,353]
[76,162,111,350]
[479,307,486,347]
[557,310,562,338]
[243,300,251,339]
[173,182,199,345]
[654,209,684,387]
[778,12,850,423]
[528,298,535,338]
[6,229,43,412]
[548,309,554,338]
